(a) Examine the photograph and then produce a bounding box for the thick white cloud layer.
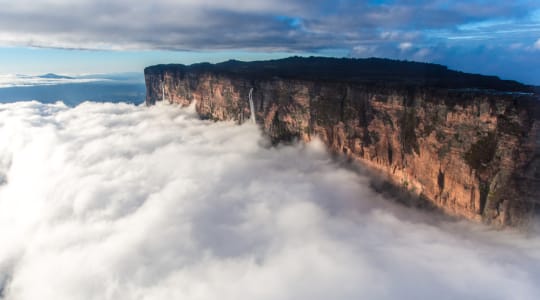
[0,101,539,300]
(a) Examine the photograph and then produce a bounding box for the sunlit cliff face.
[144,65,539,227]
[0,101,539,300]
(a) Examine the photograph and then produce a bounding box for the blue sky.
[0,0,538,84]
[0,47,307,75]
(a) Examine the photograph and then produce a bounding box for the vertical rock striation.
[145,57,540,227]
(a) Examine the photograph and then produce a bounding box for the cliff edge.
[145,56,540,227]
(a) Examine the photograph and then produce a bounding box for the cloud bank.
[0,101,539,300]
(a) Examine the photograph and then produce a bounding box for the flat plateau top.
[145,56,537,94]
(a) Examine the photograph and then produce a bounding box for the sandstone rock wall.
[145,66,539,227]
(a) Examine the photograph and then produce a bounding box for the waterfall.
[161,80,165,103]
[249,88,256,124]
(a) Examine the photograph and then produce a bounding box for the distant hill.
[38,73,74,79]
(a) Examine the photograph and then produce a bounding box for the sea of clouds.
[0,101,539,300]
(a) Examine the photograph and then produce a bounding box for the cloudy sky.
[0,0,539,84]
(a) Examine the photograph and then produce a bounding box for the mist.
[0,101,539,300]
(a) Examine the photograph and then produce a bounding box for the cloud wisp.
[0,74,108,88]
[0,101,539,300]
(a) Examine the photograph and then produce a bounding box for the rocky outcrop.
[145,57,540,228]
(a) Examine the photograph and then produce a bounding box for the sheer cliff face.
[145,61,539,227]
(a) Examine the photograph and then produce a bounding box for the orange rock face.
[145,69,539,228]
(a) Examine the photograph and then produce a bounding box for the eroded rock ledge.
[145,57,540,227]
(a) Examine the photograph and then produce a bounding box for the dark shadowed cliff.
[145,56,540,228]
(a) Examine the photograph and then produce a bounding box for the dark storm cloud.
[0,0,535,50]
